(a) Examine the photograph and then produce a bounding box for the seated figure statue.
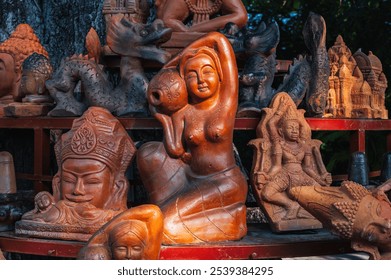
[137,32,248,244]
[155,0,247,33]
[15,107,136,241]
[289,181,391,260]
[78,204,163,260]
[249,92,332,232]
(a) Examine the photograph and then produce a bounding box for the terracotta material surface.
[78,204,163,260]
[0,24,49,103]
[249,92,332,232]
[15,107,136,241]
[137,32,248,244]
[289,181,391,260]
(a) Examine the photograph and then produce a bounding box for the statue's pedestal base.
[262,202,322,232]
[15,220,100,242]
[3,103,53,117]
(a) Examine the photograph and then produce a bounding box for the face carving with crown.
[280,120,300,142]
[61,158,115,208]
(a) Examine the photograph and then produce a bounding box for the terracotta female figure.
[155,0,247,33]
[0,24,49,103]
[137,32,248,244]
[16,107,136,241]
[249,92,332,232]
[289,181,391,260]
[78,204,163,260]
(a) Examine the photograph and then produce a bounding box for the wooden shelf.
[0,225,352,259]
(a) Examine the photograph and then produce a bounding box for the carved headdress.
[289,181,371,239]
[55,106,136,174]
[0,24,48,72]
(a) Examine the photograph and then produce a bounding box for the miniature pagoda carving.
[248,92,332,232]
[15,107,136,241]
[325,35,388,119]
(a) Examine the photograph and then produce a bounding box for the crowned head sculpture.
[0,24,49,102]
[16,107,136,241]
[289,181,391,260]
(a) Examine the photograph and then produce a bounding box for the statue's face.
[281,120,300,141]
[20,70,47,96]
[37,194,52,209]
[112,232,145,260]
[184,54,219,103]
[353,196,391,249]
[61,158,114,208]
[0,53,17,98]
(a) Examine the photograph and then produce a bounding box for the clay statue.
[237,21,280,116]
[353,50,388,119]
[248,92,332,232]
[78,204,163,260]
[289,181,391,260]
[137,32,248,244]
[47,18,172,117]
[155,0,247,33]
[325,35,387,118]
[15,107,136,241]
[278,12,329,117]
[0,24,50,115]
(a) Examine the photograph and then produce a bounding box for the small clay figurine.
[248,92,332,232]
[78,204,163,260]
[155,0,247,33]
[137,32,248,244]
[47,18,172,117]
[0,24,49,115]
[15,107,136,241]
[289,181,391,260]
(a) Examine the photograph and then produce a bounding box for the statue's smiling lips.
[65,194,93,203]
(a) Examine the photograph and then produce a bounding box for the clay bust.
[19,53,53,104]
[0,24,49,103]
[137,32,248,244]
[249,92,332,232]
[289,181,391,260]
[15,107,136,241]
[155,0,247,33]
[78,204,163,260]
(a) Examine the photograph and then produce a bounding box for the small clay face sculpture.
[109,220,147,260]
[138,32,248,244]
[248,92,332,232]
[289,181,391,260]
[16,107,136,241]
[78,204,163,260]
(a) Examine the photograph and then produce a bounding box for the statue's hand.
[180,152,192,164]
[255,171,269,188]
[321,172,332,186]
